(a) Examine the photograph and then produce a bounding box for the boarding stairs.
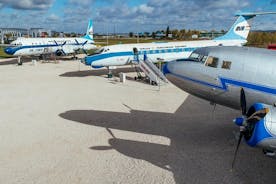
[136,55,168,85]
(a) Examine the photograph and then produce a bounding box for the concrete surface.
[0,59,276,184]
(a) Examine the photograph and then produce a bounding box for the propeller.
[54,40,67,55]
[75,39,88,55]
[232,130,243,169]
[231,88,246,169]
[231,88,269,169]
[240,88,247,115]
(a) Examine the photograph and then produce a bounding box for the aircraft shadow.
[59,95,276,184]
[59,67,138,78]
[0,58,31,65]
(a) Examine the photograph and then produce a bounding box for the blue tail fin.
[215,14,254,41]
[215,12,276,41]
[83,19,93,40]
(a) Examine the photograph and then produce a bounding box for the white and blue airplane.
[83,12,275,69]
[163,46,276,166]
[4,20,96,59]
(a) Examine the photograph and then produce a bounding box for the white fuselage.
[84,39,246,68]
[5,37,95,56]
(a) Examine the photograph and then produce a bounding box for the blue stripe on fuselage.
[9,44,57,54]
[6,42,87,55]
[85,47,197,65]
[167,72,276,95]
[85,51,133,65]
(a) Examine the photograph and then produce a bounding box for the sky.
[0,0,276,34]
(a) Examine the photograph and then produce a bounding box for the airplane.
[162,46,276,166]
[4,20,96,64]
[83,12,276,70]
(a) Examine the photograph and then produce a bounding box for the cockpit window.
[11,42,22,46]
[188,52,207,63]
[205,56,219,68]
[88,48,104,56]
[190,52,199,59]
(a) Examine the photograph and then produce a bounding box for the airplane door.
[203,56,221,103]
[133,47,139,61]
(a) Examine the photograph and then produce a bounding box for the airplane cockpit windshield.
[88,47,106,56]
[187,50,208,63]
[10,42,22,47]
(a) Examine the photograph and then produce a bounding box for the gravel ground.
[0,58,276,184]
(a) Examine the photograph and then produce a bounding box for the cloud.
[92,0,252,32]
[0,0,54,10]
[47,14,60,22]
[137,4,154,14]
[0,0,275,33]
[67,0,94,7]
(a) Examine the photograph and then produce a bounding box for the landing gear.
[17,56,22,65]
[134,76,143,80]
[107,66,113,78]
[151,80,157,86]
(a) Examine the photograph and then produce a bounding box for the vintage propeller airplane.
[163,46,276,167]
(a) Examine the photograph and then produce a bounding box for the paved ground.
[0,58,276,184]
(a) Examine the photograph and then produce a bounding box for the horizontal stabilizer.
[235,12,276,17]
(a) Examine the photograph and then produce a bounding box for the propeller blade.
[240,88,247,115]
[82,40,88,46]
[54,40,58,46]
[82,49,88,55]
[61,49,66,56]
[247,108,269,123]
[75,39,80,45]
[62,41,67,46]
[232,132,243,169]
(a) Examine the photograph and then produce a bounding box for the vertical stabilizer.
[215,12,276,41]
[83,19,93,40]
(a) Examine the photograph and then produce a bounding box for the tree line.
[247,32,276,47]
[129,26,276,47]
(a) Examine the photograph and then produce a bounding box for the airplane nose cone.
[4,47,14,55]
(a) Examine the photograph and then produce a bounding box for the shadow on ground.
[59,67,137,78]
[0,58,32,65]
[59,95,276,184]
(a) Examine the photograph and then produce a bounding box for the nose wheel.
[107,67,113,78]
[17,56,22,65]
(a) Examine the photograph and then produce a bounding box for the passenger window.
[222,61,232,69]
[205,56,218,68]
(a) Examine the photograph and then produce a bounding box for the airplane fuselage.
[84,39,246,68]
[5,37,95,56]
[164,46,276,151]
[164,46,276,110]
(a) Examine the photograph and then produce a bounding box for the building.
[199,31,225,39]
[0,28,28,44]
[29,28,52,38]
[0,28,52,44]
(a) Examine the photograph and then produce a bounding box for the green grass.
[94,38,174,46]
[0,47,14,58]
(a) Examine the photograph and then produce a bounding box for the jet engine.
[234,103,276,153]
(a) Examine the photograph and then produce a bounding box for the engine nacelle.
[55,49,63,56]
[237,103,276,151]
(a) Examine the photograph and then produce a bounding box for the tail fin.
[83,19,93,40]
[215,12,276,41]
